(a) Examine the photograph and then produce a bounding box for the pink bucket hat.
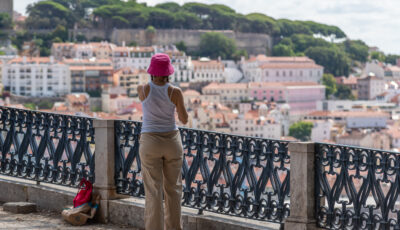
[147,53,174,77]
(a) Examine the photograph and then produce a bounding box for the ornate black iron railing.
[114,120,290,223]
[316,143,400,229]
[0,107,95,187]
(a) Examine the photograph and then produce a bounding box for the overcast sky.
[15,0,400,54]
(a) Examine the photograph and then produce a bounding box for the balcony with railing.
[1,106,400,229]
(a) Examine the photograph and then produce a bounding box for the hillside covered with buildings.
[1,0,400,151]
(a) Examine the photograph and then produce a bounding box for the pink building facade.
[249,82,325,113]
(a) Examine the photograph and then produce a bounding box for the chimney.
[122,41,126,47]
[218,56,221,62]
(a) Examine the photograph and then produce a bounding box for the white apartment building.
[229,114,282,139]
[385,65,400,78]
[364,60,385,77]
[337,131,390,150]
[310,119,333,142]
[112,46,154,70]
[183,89,221,107]
[113,68,149,98]
[101,87,135,113]
[317,100,396,112]
[165,50,192,83]
[357,74,386,100]
[189,58,225,82]
[51,42,116,60]
[202,82,248,103]
[3,57,70,97]
[241,55,323,83]
[306,111,389,129]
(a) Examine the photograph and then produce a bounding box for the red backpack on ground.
[73,178,93,208]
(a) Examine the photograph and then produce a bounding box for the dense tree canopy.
[322,73,337,99]
[341,40,369,63]
[289,121,313,141]
[23,0,346,39]
[0,13,12,29]
[272,44,295,56]
[25,1,73,29]
[386,54,400,65]
[370,51,386,62]
[198,32,237,59]
[335,84,355,100]
[15,0,400,68]
[305,46,350,76]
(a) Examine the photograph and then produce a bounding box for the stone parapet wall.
[71,29,273,55]
[0,175,279,230]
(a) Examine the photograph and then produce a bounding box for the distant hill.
[23,0,346,39]
[8,0,399,76]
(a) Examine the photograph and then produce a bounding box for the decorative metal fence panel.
[0,107,95,186]
[115,120,290,223]
[316,143,400,229]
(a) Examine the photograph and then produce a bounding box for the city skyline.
[14,0,400,55]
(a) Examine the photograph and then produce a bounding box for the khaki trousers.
[139,130,183,230]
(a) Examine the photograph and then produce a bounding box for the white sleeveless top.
[141,81,177,133]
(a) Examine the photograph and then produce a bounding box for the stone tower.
[0,0,13,20]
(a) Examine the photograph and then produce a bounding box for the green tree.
[25,1,73,29]
[335,84,355,100]
[175,41,187,52]
[24,103,36,110]
[305,46,350,76]
[290,34,333,53]
[272,44,295,56]
[128,40,138,46]
[174,11,202,29]
[147,8,175,29]
[289,121,313,141]
[88,90,101,98]
[52,25,68,41]
[76,34,87,42]
[322,73,337,99]
[232,49,248,61]
[198,32,237,59]
[385,54,400,65]
[37,100,54,109]
[370,51,386,62]
[341,40,369,63]
[0,13,12,29]
[155,2,181,12]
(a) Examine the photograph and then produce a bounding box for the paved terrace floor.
[0,204,136,230]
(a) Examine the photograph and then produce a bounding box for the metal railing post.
[93,119,117,223]
[284,142,321,230]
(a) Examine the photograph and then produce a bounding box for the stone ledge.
[0,175,280,230]
[3,202,37,214]
[109,198,281,230]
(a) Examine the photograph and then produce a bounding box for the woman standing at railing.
[137,53,188,230]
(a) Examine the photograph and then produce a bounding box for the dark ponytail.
[151,75,169,82]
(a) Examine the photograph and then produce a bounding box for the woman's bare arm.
[170,87,188,124]
[137,84,149,101]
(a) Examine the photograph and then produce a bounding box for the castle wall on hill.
[0,0,13,20]
[71,29,273,55]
